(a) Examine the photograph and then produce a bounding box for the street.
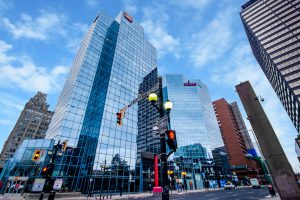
[129,188,279,200]
[0,187,280,200]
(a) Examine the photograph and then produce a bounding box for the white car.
[224,182,235,190]
[250,178,261,189]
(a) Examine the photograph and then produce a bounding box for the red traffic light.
[167,130,175,140]
[116,112,123,126]
[42,167,48,172]
[165,130,178,151]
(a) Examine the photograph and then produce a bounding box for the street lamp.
[164,100,173,112]
[254,95,264,102]
[148,93,173,200]
[148,93,158,103]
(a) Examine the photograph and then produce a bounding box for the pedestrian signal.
[32,150,42,161]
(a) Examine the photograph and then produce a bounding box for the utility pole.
[236,81,300,199]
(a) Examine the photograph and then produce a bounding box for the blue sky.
[0,0,299,171]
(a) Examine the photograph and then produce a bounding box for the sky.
[0,0,299,172]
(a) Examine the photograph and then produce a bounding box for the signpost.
[53,179,63,190]
[31,179,46,192]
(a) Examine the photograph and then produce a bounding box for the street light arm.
[167,150,175,159]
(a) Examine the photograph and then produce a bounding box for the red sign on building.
[184,83,197,86]
[123,12,133,23]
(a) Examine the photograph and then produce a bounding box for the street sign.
[8,176,29,181]
[31,178,46,192]
[53,179,63,190]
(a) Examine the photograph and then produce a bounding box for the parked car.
[224,182,235,190]
[250,178,261,189]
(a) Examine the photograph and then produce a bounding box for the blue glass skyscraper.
[163,75,223,157]
[162,74,224,188]
[45,11,157,193]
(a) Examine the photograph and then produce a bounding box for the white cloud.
[122,0,138,15]
[0,119,12,125]
[0,40,14,63]
[0,0,13,10]
[1,10,67,40]
[189,7,234,68]
[0,91,24,117]
[172,0,212,9]
[1,10,88,53]
[0,40,69,93]
[141,7,180,58]
[85,0,100,7]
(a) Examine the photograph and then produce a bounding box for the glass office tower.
[162,74,224,188]
[45,11,157,193]
[240,0,300,135]
[136,68,164,192]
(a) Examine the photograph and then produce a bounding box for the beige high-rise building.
[0,92,53,165]
[240,0,300,134]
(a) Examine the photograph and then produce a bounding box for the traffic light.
[32,150,42,161]
[41,166,51,177]
[116,112,123,126]
[62,140,68,151]
[166,130,177,151]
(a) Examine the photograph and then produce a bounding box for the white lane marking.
[206,194,215,196]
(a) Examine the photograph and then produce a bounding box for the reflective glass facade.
[45,12,157,193]
[163,75,223,157]
[162,74,224,188]
[241,0,300,134]
[136,69,163,192]
[0,139,54,193]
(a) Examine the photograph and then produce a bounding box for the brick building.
[213,98,259,178]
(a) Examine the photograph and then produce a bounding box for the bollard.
[48,190,56,200]
[39,192,44,200]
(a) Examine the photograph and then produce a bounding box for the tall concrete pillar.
[236,81,300,200]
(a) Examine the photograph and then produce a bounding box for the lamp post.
[148,93,172,200]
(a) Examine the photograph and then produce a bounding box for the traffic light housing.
[32,150,42,161]
[62,140,68,151]
[42,166,48,177]
[116,112,123,126]
[166,130,177,151]
[41,165,52,178]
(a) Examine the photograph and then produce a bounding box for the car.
[224,182,235,190]
[250,178,261,189]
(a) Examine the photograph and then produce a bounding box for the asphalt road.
[129,187,277,200]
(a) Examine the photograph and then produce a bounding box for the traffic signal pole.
[116,77,175,200]
[160,131,169,200]
[157,77,170,200]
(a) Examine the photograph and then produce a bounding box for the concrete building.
[230,102,255,152]
[236,81,300,199]
[0,92,53,166]
[213,98,259,178]
[240,0,300,137]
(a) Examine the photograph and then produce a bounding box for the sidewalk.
[0,194,24,200]
[61,188,222,200]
